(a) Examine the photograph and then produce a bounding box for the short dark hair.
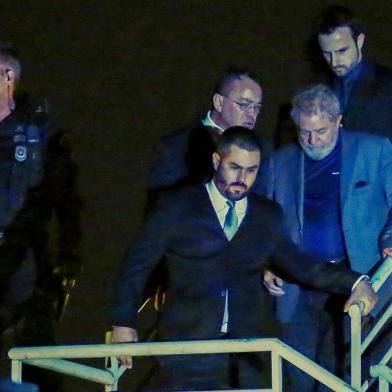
[0,43,21,82]
[216,126,261,155]
[315,6,363,40]
[212,67,261,97]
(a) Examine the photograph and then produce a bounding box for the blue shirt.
[302,136,347,262]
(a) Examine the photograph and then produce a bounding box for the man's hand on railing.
[343,280,377,316]
[382,248,392,257]
[263,270,285,296]
[111,326,138,369]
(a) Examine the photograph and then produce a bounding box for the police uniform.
[0,99,82,391]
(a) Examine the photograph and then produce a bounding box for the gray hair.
[290,84,340,125]
[0,43,22,83]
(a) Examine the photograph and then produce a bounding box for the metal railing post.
[270,343,282,392]
[11,360,22,383]
[379,377,390,392]
[349,302,362,389]
[370,364,392,388]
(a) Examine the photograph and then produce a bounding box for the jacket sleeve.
[379,137,392,250]
[110,193,176,328]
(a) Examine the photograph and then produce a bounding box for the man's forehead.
[299,112,336,127]
[319,26,355,46]
[226,77,262,97]
[222,144,260,161]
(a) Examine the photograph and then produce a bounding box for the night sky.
[0,1,391,390]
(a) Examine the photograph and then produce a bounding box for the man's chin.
[242,122,255,130]
[332,67,348,77]
[226,188,248,201]
[303,147,331,161]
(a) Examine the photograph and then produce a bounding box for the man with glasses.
[148,67,272,200]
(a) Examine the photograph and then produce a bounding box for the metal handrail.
[8,256,391,391]
[370,364,392,392]
[9,338,356,391]
[349,256,392,390]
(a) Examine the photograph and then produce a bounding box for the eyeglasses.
[222,95,262,112]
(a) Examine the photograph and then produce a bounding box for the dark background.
[0,1,391,390]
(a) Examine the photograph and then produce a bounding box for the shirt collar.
[202,110,225,134]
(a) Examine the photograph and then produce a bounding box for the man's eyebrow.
[237,98,262,104]
[229,162,243,168]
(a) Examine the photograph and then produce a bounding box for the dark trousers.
[142,337,269,391]
[1,254,62,392]
[284,290,347,392]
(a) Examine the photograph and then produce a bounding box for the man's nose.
[331,53,339,67]
[309,132,318,145]
[237,170,246,182]
[248,106,258,119]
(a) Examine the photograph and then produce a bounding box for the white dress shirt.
[205,180,247,333]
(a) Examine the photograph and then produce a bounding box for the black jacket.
[111,185,359,340]
[329,60,392,139]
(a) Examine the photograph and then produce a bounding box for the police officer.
[0,44,82,392]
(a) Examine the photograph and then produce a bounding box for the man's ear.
[336,114,343,128]
[212,152,220,171]
[4,69,16,85]
[213,93,223,113]
[356,33,365,52]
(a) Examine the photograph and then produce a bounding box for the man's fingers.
[275,277,283,286]
[269,288,286,296]
[268,282,285,294]
[361,296,377,316]
[264,281,285,296]
[111,326,138,369]
[344,281,377,315]
[383,247,392,257]
[118,355,133,369]
[344,299,362,313]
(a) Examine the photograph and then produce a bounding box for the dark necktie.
[223,200,238,241]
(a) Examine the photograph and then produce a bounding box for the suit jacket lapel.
[291,145,305,234]
[345,61,374,115]
[340,131,359,212]
[199,184,231,241]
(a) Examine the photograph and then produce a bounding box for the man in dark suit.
[316,5,392,139]
[264,84,392,391]
[148,67,272,199]
[111,127,376,391]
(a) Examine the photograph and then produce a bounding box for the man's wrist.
[352,275,371,291]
